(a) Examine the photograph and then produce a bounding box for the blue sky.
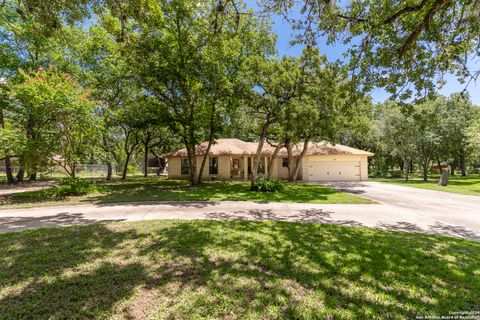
[247,1,480,105]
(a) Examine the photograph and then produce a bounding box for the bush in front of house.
[255,177,285,192]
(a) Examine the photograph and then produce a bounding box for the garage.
[307,160,361,181]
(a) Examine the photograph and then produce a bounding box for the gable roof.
[167,138,374,157]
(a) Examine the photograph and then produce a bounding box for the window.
[282,158,289,167]
[209,157,218,175]
[181,158,189,175]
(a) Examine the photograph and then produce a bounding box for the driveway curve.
[0,181,479,241]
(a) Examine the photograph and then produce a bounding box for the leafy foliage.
[58,177,97,196]
[10,67,100,177]
[254,177,285,192]
[260,0,480,99]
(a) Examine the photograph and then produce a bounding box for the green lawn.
[371,175,480,196]
[0,220,479,319]
[0,178,373,209]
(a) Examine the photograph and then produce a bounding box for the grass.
[0,178,374,209]
[371,174,480,196]
[0,220,479,319]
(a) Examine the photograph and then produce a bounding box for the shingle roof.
[167,138,374,157]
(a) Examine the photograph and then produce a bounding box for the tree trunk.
[143,140,149,178]
[450,164,456,176]
[122,152,131,180]
[198,102,216,184]
[197,140,213,184]
[422,158,429,182]
[250,116,271,190]
[106,162,113,180]
[4,156,15,184]
[460,152,466,176]
[285,141,293,181]
[267,142,283,180]
[15,168,25,182]
[121,128,139,180]
[185,143,198,185]
[404,158,409,181]
[29,172,37,181]
[0,110,15,184]
[292,139,310,181]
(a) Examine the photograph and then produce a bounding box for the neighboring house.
[166,138,374,181]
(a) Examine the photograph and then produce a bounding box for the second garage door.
[307,161,360,181]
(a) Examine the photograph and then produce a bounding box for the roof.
[167,138,374,157]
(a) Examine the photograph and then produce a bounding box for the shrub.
[255,177,285,192]
[127,165,140,174]
[58,177,96,196]
[388,170,403,178]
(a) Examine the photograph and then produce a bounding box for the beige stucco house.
[166,138,374,181]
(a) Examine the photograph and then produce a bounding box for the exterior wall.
[168,154,369,181]
[167,157,183,179]
[167,155,231,180]
[360,156,369,181]
[302,155,369,181]
[273,157,300,180]
[217,156,231,179]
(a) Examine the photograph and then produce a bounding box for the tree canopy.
[260,0,480,99]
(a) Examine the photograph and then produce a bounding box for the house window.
[282,158,289,167]
[209,157,218,175]
[181,158,189,175]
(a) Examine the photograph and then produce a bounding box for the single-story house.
[166,138,374,181]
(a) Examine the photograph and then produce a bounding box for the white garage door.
[308,161,360,181]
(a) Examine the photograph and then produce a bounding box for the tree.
[376,101,417,181]
[467,114,480,163]
[126,0,274,185]
[242,54,303,188]
[10,68,99,178]
[437,93,476,177]
[242,46,366,186]
[69,23,141,180]
[412,97,443,181]
[260,0,480,99]
[0,79,20,183]
[280,57,348,182]
[1,0,77,180]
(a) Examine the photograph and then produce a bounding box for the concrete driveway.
[0,181,479,241]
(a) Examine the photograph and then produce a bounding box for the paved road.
[0,181,479,241]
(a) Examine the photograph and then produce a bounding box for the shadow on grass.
[88,181,339,204]
[1,220,479,318]
[205,208,365,227]
[0,262,148,319]
[0,212,125,233]
[1,179,365,208]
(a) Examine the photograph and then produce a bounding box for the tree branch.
[383,0,430,24]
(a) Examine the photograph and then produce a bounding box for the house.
[166,138,374,181]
